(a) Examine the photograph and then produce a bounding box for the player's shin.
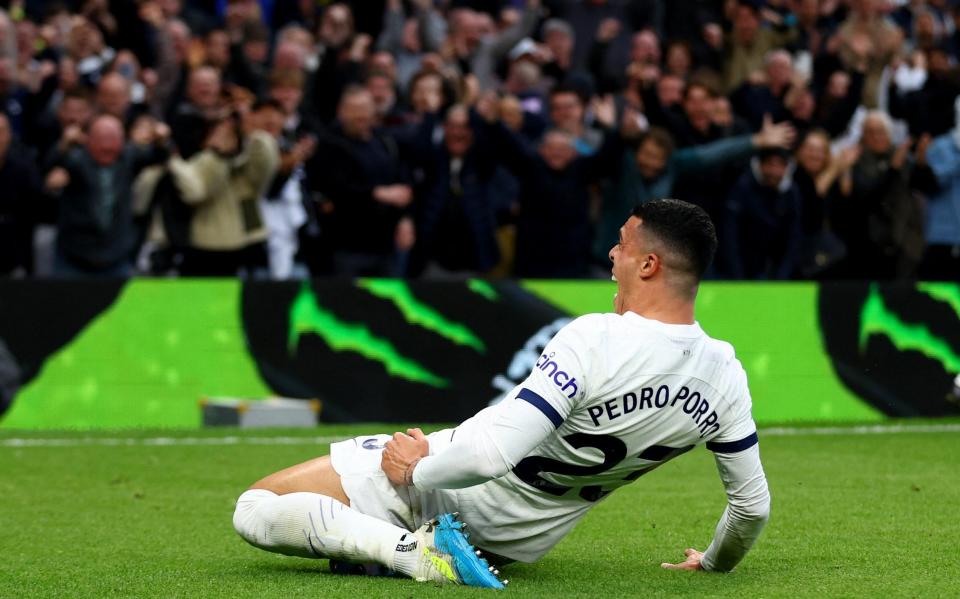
[233,489,420,576]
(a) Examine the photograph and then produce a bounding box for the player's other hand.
[381,428,429,486]
[661,547,704,571]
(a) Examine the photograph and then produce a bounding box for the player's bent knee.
[233,488,278,548]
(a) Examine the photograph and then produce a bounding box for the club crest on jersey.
[536,352,579,398]
[362,438,385,450]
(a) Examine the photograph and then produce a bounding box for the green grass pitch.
[2,423,958,598]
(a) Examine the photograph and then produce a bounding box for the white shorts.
[329,432,588,563]
[329,434,428,532]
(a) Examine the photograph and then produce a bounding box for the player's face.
[609,216,644,314]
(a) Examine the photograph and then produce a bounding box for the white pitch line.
[0,435,349,448]
[1,423,959,448]
[760,423,960,436]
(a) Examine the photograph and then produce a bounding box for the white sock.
[233,489,420,576]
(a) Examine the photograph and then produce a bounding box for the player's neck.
[618,289,696,325]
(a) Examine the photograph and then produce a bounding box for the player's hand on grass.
[381,428,430,486]
[661,547,704,571]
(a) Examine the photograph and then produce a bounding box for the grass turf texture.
[2,423,958,598]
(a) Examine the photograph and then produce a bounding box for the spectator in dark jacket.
[645,76,748,225]
[887,45,960,138]
[170,66,223,159]
[595,116,796,265]
[305,4,367,125]
[730,50,794,130]
[493,100,623,278]
[408,105,501,276]
[0,113,45,276]
[46,114,170,277]
[308,86,413,276]
[722,148,804,279]
[831,111,934,279]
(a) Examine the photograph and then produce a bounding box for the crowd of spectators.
[0,0,958,280]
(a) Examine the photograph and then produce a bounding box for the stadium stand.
[0,0,957,280]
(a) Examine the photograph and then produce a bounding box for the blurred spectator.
[722,147,803,279]
[170,66,223,159]
[792,129,856,278]
[919,100,960,280]
[204,29,232,72]
[152,18,191,119]
[0,113,44,276]
[888,45,960,138]
[730,50,794,130]
[175,110,280,277]
[596,115,796,266]
[831,111,932,279]
[721,0,797,93]
[376,0,445,92]
[539,18,576,87]
[30,87,94,161]
[406,103,502,276]
[225,20,270,97]
[812,66,866,138]
[548,84,601,155]
[664,39,693,79]
[492,95,623,278]
[0,0,956,281]
[447,0,541,90]
[308,3,368,124]
[46,114,170,277]
[404,70,449,126]
[95,72,134,123]
[366,70,403,127]
[0,56,25,135]
[831,0,902,108]
[589,22,658,95]
[656,74,685,112]
[254,99,314,279]
[645,75,745,224]
[308,86,413,276]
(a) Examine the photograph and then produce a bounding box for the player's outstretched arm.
[661,442,769,574]
[382,391,558,490]
[383,316,593,491]
[699,443,771,572]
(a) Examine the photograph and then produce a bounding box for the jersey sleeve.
[411,316,598,491]
[513,315,596,427]
[412,388,558,490]
[700,444,771,572]
[700,365,769,572]
[705,366,758,455]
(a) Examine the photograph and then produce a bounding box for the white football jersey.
[423,312,759,562]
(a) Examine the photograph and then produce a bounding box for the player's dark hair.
[631,199,717,280]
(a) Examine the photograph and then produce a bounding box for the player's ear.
[638,252,660,279]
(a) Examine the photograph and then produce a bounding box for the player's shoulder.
[698,332,750,391]
[554,313,617,341]
[701,335,738,364]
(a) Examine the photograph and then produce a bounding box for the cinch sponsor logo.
[535,352,579,399]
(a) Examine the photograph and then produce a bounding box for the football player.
[233,199,770,588]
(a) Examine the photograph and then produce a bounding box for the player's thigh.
[249,455,350,505]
